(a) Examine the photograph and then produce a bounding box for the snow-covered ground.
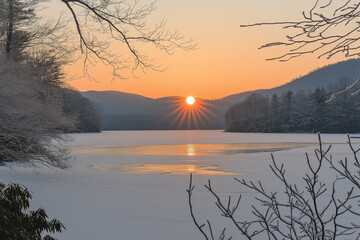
[0,130,356,240]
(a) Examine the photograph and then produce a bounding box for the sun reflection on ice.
[187,144,196,156]
[88,163,242,175]
[72,142,315,156]
[187,165,196,172]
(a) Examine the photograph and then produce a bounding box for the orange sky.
[46,0,348,99]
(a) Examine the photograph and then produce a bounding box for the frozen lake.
[0,130,356,240]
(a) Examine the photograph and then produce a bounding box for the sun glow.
[186,96,195,105]
[163,96,215,129]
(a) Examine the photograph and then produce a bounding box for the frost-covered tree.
[224,84,360,133]
[0,6,76,167]
[270,93,280,130]
[0,56,74,168]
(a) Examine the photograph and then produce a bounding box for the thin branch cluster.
[1,0,196,79]
[241,0,360,62]
[241,0,360,100]
[188,133,360,239]
[60,0,197,79]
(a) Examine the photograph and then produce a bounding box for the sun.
[186,96,195,105]
[165,96,215,129]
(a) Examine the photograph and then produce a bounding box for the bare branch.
[241,1,360,99]
[189,133,360,239]
[59,0,197,79]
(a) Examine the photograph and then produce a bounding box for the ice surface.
[0,130,356,240]
[88,163,243,175]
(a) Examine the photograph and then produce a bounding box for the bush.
[0,182,65,240]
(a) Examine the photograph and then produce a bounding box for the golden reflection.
[71,142,315,156]
[187,144,196,156]
[88,163,242,175]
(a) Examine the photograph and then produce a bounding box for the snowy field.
[0,130,357,240]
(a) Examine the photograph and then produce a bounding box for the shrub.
[0,182,65,240]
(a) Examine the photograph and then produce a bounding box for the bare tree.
[241,0,360,99]
[188,133,360,239]
[327,134,360,188]
[242,1,360,61]
[58,0,196,79]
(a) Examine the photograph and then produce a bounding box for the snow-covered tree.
[0,56,74,168]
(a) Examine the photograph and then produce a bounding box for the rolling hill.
[82,58,360,130]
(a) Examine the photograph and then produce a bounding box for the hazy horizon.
[42,0,350,99]
[80,58,358,100]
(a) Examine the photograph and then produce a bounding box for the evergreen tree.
[225,93,269,132]
[310,87,329,132]
[278,90,293,131]
[270,93,280,131]
[225,84,360,133]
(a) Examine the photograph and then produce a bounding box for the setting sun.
[186,96,195,105]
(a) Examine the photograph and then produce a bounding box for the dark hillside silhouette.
[83,59,360,130]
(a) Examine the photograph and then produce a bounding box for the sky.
[45,0,348,99]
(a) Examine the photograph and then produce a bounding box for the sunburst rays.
[164,97,216,129]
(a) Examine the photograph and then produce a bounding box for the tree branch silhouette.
[241,0,360,99]
[60,0,197,80]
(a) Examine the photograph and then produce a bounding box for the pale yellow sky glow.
[45,0,348,99]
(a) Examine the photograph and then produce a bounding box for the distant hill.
[82,91,154,115]
[221,58,360,104]
[82,58,360,130]
[81,91,223,130]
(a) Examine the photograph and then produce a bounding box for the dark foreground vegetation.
[0,182,65,240]
[225,81,360,133]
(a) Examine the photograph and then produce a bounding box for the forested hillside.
[61,89,101,133]
[84,59,360,130]
[225,82,360,133]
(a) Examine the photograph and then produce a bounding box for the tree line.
[225,79,360,133]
